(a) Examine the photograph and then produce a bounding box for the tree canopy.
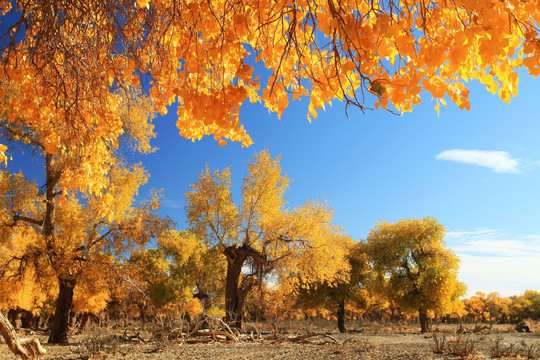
[185,150,350,327]
[367,216,466,332]
[2,0,540,178]
[294,240,372,333]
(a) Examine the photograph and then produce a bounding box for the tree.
[367,217,466,332]
[463,292,511,323]
[509,290,540,320]
[128,230,226,320]
[157,230,227,317]
[2,0,540,167]
[295,241,372,333]
[0,162,168,343]
[0,81,161,345]
[185,150,349,328]
[0,171,55,316]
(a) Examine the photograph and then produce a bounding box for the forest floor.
[1,321,539,360]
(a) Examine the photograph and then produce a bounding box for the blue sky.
[8,70,540,298]
[132,69,540,298]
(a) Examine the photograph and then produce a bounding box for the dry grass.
[489,336,540,359]
[1,320,539,360]
[432,333,480,359]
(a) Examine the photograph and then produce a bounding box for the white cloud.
[447,229,540,257]
[447,229,540,297]
[436,149,520,173]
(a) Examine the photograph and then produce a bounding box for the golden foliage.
[72,263,112,315]
[2,0,539,185]
[0,160,166,318]
[129,230,226,314]
[186,150,350,287]
[463,291,511,323]
[457,290,540,322]
[367,217,466,316]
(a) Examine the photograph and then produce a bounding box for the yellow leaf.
[342,61,357,72]
[0,143,7,165]
[136,0,150,9]
[480,74,499,95]
[498,88,511,103]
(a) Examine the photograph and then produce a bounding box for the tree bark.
[224,247,247,329]
[337,299,347,333]
[20,311,36,330]
[8,309,19,328]
[0,310,46,360]
[48,278,76,344]
[419,309,430,333]
[80,312,90,330]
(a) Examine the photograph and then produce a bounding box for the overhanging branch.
[12,215,44,227]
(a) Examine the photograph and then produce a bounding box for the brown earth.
[1,322,539,360]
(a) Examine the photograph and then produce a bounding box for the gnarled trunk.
[8,309,19,328]
[419,308,430,333]
[20,311,37,330]
[48,278,76,344]
[80,312,90,330]
[223,244,267,329]
[337,299,347,333]
[224,247,247,329]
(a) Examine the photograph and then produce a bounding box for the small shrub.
[77,330,122,359]
[490,338,540,360]
[489,337,518,358]
[432,333,479,359]
[446,335,479,358]
[523,343,540,360]
[432,333,447,354]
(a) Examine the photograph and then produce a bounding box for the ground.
[1,321,539,359]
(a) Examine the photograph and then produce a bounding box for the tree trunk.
[80,312,90,330]
[0,310,46,360]
[337,299,347,333]
[48,278,76,344]
[224,247,247,329]
[419,309,430,333]
[8,309,19,328]
[20,311,36,330]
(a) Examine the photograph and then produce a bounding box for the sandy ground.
[1,323,539,359]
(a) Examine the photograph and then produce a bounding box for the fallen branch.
[243,323,261,340]
[208,316,238,341]
[473,324,492,333]
[188,320,203,337]
[295,333,339,344]
[191,330,238,342]
[0,310,46,360]
[270,333,340,345]
[120,329,149,343]
[161,314,240,343]
[186,337,213,344]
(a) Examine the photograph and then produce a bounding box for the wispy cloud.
[447,229,540,257]
[447,229,540,296]
[436,149,520,173]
